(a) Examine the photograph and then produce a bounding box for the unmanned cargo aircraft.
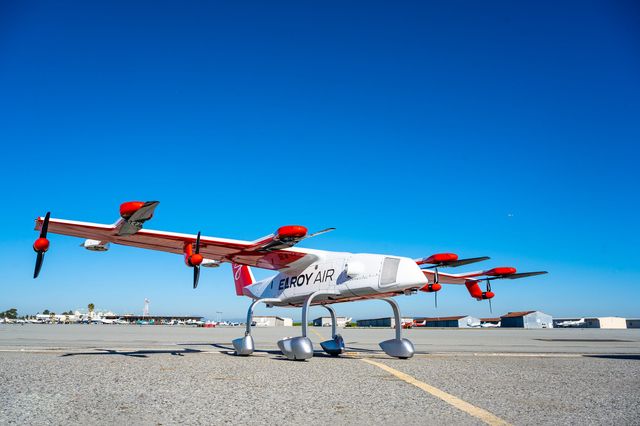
[32,201,547,360]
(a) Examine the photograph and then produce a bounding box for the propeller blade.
[445,256,490,268]
[485,280,492,313]
[434,291,438,309]
[34,252,44,279]
[503,271,548,279]
[305,227,336,239]
[193,265,200,289]
[193,231,202,289]
[40,212,50,238]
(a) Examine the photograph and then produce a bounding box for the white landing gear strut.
[379,298,415,359]
[278,291,338,361]
[233,298,281,356]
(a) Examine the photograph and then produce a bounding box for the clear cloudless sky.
[1,1,639,321]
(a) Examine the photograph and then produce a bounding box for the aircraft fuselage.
[244,251,428,306]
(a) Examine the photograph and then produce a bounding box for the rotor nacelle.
[465,281,493,300]
[481,291,495,300]
[120,201,148,219]
[416,253,458,266]
[33,237,50,253]
[275,225,308,242]
[419,283,442,293]
[484,267,516,276]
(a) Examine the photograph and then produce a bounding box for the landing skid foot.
[277,336,313,360]
[379,338,415,359]
[232,334,255,356]
[320,334,345,356]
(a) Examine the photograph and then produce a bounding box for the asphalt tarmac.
[1,325,639,425]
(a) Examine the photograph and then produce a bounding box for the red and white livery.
[33,201,547,360]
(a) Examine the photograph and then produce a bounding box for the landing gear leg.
[379,298,415,359]
[277,291,336,360]
[320,305,345,356]
[232,298,281,356]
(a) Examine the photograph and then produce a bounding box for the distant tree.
[0,308,18,319]
[42,309,50,315]
[88,303,95,318]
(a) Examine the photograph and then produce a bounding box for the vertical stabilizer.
[232,263,255,296]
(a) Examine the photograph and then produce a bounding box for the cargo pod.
[340,254,384,296]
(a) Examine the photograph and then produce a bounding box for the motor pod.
[186,253,203,267]
[484,267,516,276]
[275,225,308,242]
[119,201,147,220]
[465,280,495,300]
[33,237,50,253]
[419,283,442,292]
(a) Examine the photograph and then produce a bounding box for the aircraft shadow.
[583,354,640,361]
[60,348,203,358]
[206,343,365,360]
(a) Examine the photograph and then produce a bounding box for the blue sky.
[1,1,639,320]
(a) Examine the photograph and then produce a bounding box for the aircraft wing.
[422,269,547,284]
[34,217,318,271]
[422,269,476,284]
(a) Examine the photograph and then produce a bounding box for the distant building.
[252,316,293,327]
[626,319,640,329]
[357,317,413,328]
[414,316,480,328]
[104,314,203,324]
[584,317,627,329]
[500,311,553,328]
[313,316,350,327]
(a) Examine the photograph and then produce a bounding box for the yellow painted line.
[361,358,511,426]
[309,328,325,340]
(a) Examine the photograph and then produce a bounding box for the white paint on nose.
[395,258,428,289]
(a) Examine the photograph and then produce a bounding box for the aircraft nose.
[396,258,428,288]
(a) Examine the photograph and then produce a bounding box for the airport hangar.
[356,316,414,328]
[413,316,480,328]
[500,311,553,328]
[252,316,293,327]
[313,316,350,328]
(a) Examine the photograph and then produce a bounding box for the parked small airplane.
[32,201,547,360]
[556,318,585,328]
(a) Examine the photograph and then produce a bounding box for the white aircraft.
[92,317,115,324]
[556,318,585,328]
[32,201,547,360]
